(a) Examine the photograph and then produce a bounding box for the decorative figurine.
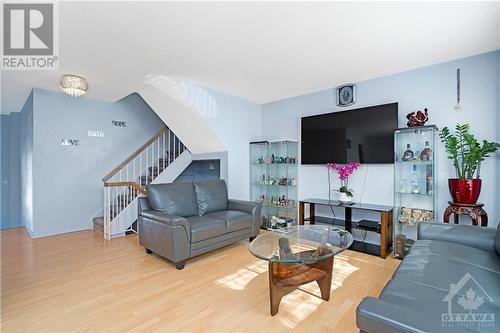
[406,108,429,127]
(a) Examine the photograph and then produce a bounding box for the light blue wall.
[1,111,24,229]
[1,114,12,227]
[262,51,500,227]
[20,92,34,233]
[9,112,21,229]
[30,90,164,237]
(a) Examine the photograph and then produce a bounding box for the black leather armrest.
[357,297,473,333]
[418,222,496,253]
[140,210,191,239]
[228,199,262,237]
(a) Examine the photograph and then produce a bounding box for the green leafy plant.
[439,123,499,179]
[339,185,353,197]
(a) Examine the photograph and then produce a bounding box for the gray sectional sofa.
[138,179,261,269]
[357,222,500,333]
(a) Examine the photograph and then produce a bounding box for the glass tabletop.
[249,225,353,263]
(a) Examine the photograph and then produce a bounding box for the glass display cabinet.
[393,125,438,259]
[250,140,298,229]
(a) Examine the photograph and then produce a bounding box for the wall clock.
[336,84,356,107]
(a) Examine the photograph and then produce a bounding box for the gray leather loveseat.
[357,222,500,333]
[138,179,261,269]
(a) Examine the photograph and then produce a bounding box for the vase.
[448,178,482,204]
[338,192,353,203]
[338,179,353,203]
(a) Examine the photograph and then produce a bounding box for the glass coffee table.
[249,225,353,315]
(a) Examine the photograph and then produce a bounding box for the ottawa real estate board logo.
[442,272,495,329]
[2,2,58,70]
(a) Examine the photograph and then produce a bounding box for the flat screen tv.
[301,103,398,164]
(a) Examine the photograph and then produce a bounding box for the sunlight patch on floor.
[215,268,259,290]
[214,260,268,290]
[245,260,268,274]
[332,257,359,290]
[278,290,323,329]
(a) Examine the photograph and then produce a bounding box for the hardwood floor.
[1,227,399,332]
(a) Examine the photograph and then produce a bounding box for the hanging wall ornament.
[454,68,462,112]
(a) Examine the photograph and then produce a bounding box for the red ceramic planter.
[448,178,482,204]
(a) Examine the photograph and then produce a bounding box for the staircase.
[93,126,190,240]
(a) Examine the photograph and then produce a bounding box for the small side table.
[443,201,488,227]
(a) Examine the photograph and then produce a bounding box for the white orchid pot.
[338,179,353,203]
[338,192,353,203]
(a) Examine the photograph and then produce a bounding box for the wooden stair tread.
[275,266,326,287]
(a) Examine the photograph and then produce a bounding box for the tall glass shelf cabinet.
[250,140,298,229]
[393,125,438,258]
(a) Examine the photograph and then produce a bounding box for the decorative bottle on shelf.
[426,164,433,194]
[399,179,408,193]
[419,141,433,161]
[402,144,414,161]
[410,165,419,194]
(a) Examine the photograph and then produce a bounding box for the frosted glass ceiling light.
[60,75,88,97]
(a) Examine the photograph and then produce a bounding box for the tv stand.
[299,198,393,258]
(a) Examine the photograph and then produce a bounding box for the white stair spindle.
[126,165,129,209]
[157,137,160,179]
[104,187,107,238]
[108,187,111,239]
[119,175,122,217]
[107,187,111,240]
[146,146,149,186]
[168,130,171,165]
[110,187,114,233]
[163,131,166,170]
[133,157,136,199]
[109,187,112,238]
[146,146,153,186]
[177,137,180,157]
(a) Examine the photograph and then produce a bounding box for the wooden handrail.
[102,127,168,182]
[104,181,148,196]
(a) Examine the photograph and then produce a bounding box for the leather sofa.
[138,179,261,269]
[357,222,500,333]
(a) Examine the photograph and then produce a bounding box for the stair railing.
[101,126,186,239]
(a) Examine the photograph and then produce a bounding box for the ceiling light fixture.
[60,75,88,97]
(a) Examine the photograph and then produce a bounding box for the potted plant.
[327,162,360,203]
[439,123,499,204]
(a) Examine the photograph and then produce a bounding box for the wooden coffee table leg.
[311,256,334,301]
[268,262,295,316]
[268,257,334,315]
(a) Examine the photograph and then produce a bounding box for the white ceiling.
[2,1,499,114]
